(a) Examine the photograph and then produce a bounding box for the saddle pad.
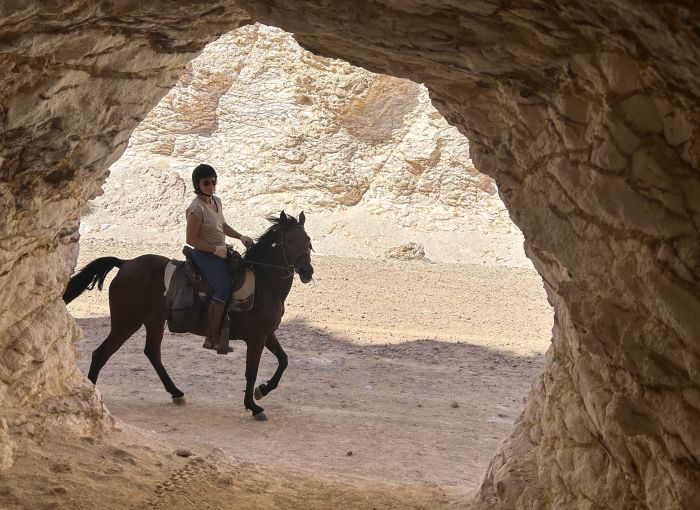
[231,269,255,301]
[163,260,178,294]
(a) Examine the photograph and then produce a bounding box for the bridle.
[245,225,311,279]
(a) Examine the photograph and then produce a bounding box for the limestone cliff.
[82,25,516,263]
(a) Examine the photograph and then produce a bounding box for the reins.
[245,260,295,278]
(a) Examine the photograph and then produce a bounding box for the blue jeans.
[191,249,232,303]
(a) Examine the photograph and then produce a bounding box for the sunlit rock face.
[1,1,699,509]
[85,24,513,250]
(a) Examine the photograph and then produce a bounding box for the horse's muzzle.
[297,265,314,283]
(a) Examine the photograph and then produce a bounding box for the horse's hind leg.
[255,332,288,400]
[88,318,142,384]
[143,317,184,400]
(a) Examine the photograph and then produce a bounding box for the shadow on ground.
[73,315,544,491]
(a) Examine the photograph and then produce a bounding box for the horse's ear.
[279,210,287,222]
[299,211,305,225]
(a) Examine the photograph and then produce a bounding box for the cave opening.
[3,2,697,508]
[64,24,553,494]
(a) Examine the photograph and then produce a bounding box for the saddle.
[164,247,255,334]
[181,246,248,297]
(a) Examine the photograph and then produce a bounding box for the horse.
[63,211,314,421]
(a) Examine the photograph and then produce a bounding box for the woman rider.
[186,163,254,354]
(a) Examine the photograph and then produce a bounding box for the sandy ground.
[2,238,552,509]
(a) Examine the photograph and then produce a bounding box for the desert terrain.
[1,235,552,509]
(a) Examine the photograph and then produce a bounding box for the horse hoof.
[172,397,186,406]
[253,411,268,422]
[255,386,263,400]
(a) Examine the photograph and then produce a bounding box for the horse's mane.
[244,213,300,262]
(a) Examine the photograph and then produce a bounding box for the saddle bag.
[164,261,203,333]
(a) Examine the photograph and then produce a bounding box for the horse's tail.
[63,257,124,304]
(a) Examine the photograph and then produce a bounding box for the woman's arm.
[223,223,242,239]
[224,223,254,248]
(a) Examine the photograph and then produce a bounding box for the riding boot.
[217,313,232,355]
[203,301,232,354]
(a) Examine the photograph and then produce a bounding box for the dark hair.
[192,164,217,194]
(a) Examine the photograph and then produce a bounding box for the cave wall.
[1,1,699,509]
[0,0,250,462]
[239,2,700,508]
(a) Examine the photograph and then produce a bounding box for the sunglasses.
[200,178,217,187]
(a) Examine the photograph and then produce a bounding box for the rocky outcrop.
[1,2,699,509]
[385,243,426,261]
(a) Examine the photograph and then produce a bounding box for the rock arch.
[1,2,698,508]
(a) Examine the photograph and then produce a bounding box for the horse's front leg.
[244,337,267,421]
[255,332,288,400]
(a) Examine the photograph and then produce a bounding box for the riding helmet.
[192,164,217,195]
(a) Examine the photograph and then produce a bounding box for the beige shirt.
[186,196,226,246]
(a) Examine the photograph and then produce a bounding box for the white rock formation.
[82,25,520,264]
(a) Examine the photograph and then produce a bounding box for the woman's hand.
[213,245,228,259]
[240,235,254,249]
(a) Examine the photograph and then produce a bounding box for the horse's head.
[245,211,315,282]
[279,211,314,283]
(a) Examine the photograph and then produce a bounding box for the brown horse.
[63,211,314,421]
